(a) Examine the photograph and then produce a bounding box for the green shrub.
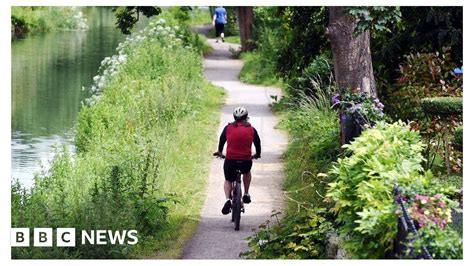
[420,97,463,116]
[408,224,463,259]
[382,48,462,122]
[453,127,462,151]
[326,121,462,258]
[420,97,462,173]
[11,7,88,35]
[242,208,335,259]
[287,54,333,99]
[11,15,27,29]
[326,122,426,258]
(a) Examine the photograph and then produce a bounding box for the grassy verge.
[11,17,224,259]
[242,89,340,259]
[239,52,284,88]
[161,7,213,56]
[194,33,213,56]
[11,6,88,35]
[134,82,225,258]
[277,90,339,215]
[225,35,241,44]
[189,7,212,26]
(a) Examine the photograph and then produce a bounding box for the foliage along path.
[182,27,287,259]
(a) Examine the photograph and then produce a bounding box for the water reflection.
[11,7,143,187]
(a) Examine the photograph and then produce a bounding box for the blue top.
[453,67,463,75]
[214,7,227,24]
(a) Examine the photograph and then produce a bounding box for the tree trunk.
[326,7,377,145]
[237,7,255,52]
[326,7,376,96]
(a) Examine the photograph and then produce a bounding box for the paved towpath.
[182,27,287,259]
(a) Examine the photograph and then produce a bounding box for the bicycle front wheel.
[233,185,241,231]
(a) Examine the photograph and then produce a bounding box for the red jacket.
[218,122,261,160]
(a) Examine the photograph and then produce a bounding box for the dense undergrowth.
[242,88,339,259]
[244,100,463,258]
[11,14,224,259]
[239,7,462,259]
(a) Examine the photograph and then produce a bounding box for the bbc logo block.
[34,228,53,247]
[11,228,29,247]
[57,228,75,247]
[11,228,76,247]
[11,228,138,247]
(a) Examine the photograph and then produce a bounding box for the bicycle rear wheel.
[233,184,241,230]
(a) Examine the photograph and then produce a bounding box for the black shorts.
[223,159,252,182]
[215,23,225,37]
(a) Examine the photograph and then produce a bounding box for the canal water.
[11,7,146,188]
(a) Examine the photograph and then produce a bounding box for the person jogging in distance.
[214,107,261,215]
[212,6,227,43]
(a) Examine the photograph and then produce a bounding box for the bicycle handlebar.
[213,152,259,160]
[213,152,226,159]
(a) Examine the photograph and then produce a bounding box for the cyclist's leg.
[240,160,253,203]
[224,180,232,199]
[223,160,237,199]
[243,172,251,195]
[222,160,237,214]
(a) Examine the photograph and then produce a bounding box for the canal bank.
[11,7,148,187]
[11,11,224,259]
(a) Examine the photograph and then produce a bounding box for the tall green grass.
[240,52,284,87]
[279,85,339,214]
[238,26,285,87]
[242,84,340,259]
[11,17,224,259]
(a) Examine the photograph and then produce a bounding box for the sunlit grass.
[239,52,284,88]
[225,35,241,44]
[189,7,213,26]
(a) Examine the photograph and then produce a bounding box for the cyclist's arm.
[253,128,261,157]
[218,125,228,153]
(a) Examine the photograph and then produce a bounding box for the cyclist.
[214,107,261,215]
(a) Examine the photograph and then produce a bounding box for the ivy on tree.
[348,6,402,35]
[113,6,162,34]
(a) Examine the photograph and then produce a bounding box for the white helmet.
[233,106,248,120]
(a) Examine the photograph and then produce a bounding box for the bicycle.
[213,152,256,231]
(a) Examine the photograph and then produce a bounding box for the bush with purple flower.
[332,89,385,127]
[332,89,386,143]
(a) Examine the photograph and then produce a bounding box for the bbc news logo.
[11,228,138,247]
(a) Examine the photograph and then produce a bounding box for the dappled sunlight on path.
[182,33,287,259]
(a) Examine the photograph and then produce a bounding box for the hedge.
[453,127,463,151]
[420,97,462,116]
